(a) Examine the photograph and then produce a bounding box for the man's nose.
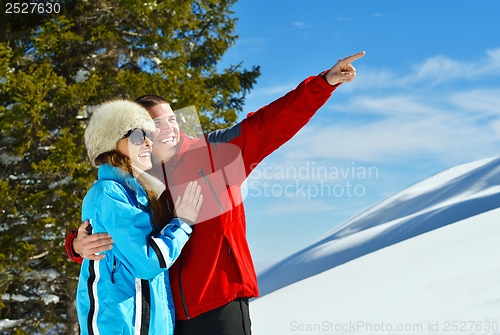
[159,119,173,131]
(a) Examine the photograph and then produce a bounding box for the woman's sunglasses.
[122,128,153,146]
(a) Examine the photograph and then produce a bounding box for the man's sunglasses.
[122,128,153,146]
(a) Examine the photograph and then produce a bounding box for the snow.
[1,294,30,302]
[48,176,72,189]
[2,291,59,305]
[0,269,61,330]
[73,69,89,83]
[251,156,500,334]
[2,151,499,333]
[0,319,22,330]
[0,153,22,165]
[251,208,500,335]
[257,156,500,297]
[41,294,60,305]
[23,268,60,281]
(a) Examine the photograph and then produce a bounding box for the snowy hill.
[257,156,500,298]
[250,207,500,335]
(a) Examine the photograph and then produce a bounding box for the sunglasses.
[122,128,153,146]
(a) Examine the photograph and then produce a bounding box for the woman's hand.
[173,181,204,225]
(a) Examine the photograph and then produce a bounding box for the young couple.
[70,51,365,335]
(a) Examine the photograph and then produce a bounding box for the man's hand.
[173,181,203,225]
[73,220,113,261]
[325,51,365,85]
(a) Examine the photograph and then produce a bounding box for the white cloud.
[342,48,500,93]
[330,94,443,117]
[336,66,405,93]
[448,88,500,116]
[293,22,311,29]
[248,82,297,97]
[228,37,267,56]
[411,48,500,84]
[243,48,500,166]
[281,88,500,163]
[274,48,500,165]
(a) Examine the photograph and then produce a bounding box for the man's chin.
[152,146,177,163]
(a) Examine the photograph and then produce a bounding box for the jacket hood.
[97,164,149,207]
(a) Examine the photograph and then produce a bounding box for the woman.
[76,99,203,335]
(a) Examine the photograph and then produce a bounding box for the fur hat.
[85,99,155,166]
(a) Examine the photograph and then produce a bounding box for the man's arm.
[64,220,113,264]
[64,182,202,263]
[89,181,201,279]
[212,51,365,176]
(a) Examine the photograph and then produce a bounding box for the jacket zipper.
[161,161,191,319]
[198,169,224,212]
[111,257,116,284]
[168,195,190,319]
[178,254,190,319]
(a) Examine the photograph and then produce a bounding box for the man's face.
[147,103,181,162]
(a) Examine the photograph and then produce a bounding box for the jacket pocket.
[221,232,243,285]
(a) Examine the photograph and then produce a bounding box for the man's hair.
[134,94,170,109]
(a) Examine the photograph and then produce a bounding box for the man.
[66,51,365,334]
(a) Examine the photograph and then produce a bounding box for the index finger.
[340,51,366,64]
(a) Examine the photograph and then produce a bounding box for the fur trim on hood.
[132,166,166,199]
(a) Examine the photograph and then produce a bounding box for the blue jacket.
[76,164,192,335]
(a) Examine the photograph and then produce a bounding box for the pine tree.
[0,1,260,333]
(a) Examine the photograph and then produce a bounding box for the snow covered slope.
[257,156,500,297]
[251,207,500,335]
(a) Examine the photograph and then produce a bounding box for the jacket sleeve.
[65,228,83,265]
[207,71,341,176]
[92,186,191,280]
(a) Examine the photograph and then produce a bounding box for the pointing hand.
[325,51,365,85]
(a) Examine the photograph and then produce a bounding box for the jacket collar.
[152,131,199,176]
[97,164,148,206]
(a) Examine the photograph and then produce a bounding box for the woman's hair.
[94,150,165,228]
[94,150,132,174]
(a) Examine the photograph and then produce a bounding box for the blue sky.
[215,0,500,273]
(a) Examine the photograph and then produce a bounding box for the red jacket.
[66,72,339,320]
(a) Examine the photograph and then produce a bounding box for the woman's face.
[116,129,154,171]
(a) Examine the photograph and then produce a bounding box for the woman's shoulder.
[84,172,133,204]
